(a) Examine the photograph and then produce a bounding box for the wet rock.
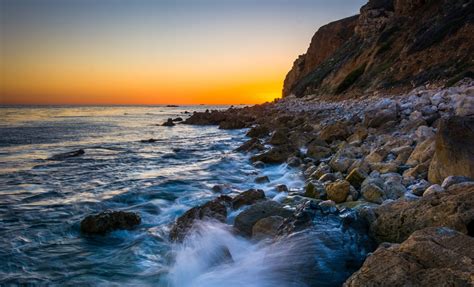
[169,196,231,242]
[326,180,350,203]
[255,175,270,184]
[219,118,247,129]
[80,210,141,235]
[344,227,474,287]
[287,156,302,167]
[306,145,332,160]
[246,125,270,138]
[48,149,85,161]
[441,176,473,189]
[251,146,295,164]
[319,121,351,142]
[252,161,265,168]
[269,128,289,145]
[370,183,474,243]
[275,184,289,192]
[304,180,326,199]
[162,118,175,126]
[234,200,292,237]
[172,117,183,122]
[140,138,158,143]
[319,173,338,182]
[310,162,332,180]
[428,116,474,184]
[235,138,265,152]
[232,189,265,209]
[346,168,367,188]
[211,184,232,193]
[252,215,284,240]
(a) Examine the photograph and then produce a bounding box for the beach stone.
[287,156,302,167]
[162,118,175,126]
[345,168,367,188]
[370,183,474,243]
[347,126,368,143]
[232,189,265,209]
[423,184,444,197]
[405,137,435,166]
[169,196,231,242]
[455,94,474,117]
[365,148,388,164]
[441,176,473,189]
[319,121,351,142]
[310,162,332,180]
[409,180,431,196]
[306,145,332,160]
[304,180,326,199]
[361,177,386,204]
[326,180,350,203]
[369,162,399,174]
[428,116,474,184]
[251,216,284,240]
[344,227,474,287]
[234,200,292,237]
[80,210,141,235]
[415,125,434,141]
[255,175,270,184]
[363,100,399,128]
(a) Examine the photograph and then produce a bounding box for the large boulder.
[326,180,350,203]
[370,183,474,243]
[232,189,265,209]
[428,116,474,184]
[169,196,231,242]
[80,210,141,235]
[344,227,474,287]
[251,215,285,240]
[234,200,292,237]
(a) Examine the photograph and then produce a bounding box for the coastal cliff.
[283,0,474,98]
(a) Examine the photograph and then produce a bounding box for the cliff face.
[283,0,474,98]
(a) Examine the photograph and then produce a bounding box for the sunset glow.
[0,0,365,105]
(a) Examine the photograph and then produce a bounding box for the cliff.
[283,0,474,98]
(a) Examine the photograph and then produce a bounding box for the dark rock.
[344,227,474,287]
[287,156,302,167]
[232,189,265,209]
[255,175,270,184]
[235,138,265,152]
[162,118,175,126]
[346,168,367,189]
[140,138,157,143]
[234,200,292,237]
[428,116,474,184]
[275,184,289,192]
[320,121,352,142]
[269,128,289,145]
[173,117,183,122]
[304,180,326,199]
[80,210,141,235]
[251,146,295,164]
[246,125,270,138]
[326,179,350,203]
[252,216,285,240]
[441,175,473,189]
[169,195,231,242]
[48,149,85,161]
[219,118,247,130]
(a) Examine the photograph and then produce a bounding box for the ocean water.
[0,105,311,286]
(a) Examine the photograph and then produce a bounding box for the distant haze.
[0,0,365,105]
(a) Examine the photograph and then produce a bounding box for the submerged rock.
[80,210,141,235]
[48,149,85,161]
[344,227,474,287]
[170,195,231,242]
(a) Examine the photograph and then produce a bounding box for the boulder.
[363,100,399,128]
[235,138,265,152]
[405,137,435,166]
[319,121,352,142]
[428,116,474,184]
[344,227,474,287]
[275,184,289,192]
[232,189,265,209]
[269,128,289,145]
[455,94,474,117]
[370,183,474,243]
[234,200,292,237]
[346,168,367,188]
[441,176,473,189]
[326,180,350,203]
[169,196,231,242]
[306,145,332,160]
[361,177,385,204]
[162,118,175,126]
[304,180,326,199]
[287,156,302,167]
[310,162,332,180]
[251,146,295,164]
[246,125,270,138]
[251,216,285,240]
[423,184,444,196]
[80,210,141,235]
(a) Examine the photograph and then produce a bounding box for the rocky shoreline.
[167,81,474,286]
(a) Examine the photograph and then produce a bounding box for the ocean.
[0,105,309,286]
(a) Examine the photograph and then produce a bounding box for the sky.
[0,0,365,105]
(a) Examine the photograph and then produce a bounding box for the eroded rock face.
[370,183,474,243]
[80,210,141,235]
[428,116,474,184]
[344,227,474,287]
[169,196,231,242]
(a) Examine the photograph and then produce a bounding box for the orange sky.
[0,0,365,105]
